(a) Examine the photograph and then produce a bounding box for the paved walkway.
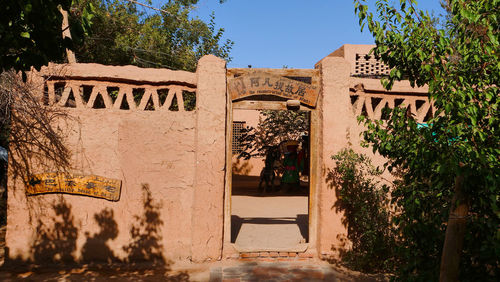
[231,174,309,252]
[0,259,387,281]
[208,260,387,282]
[232,195,308,252]
[210,262,335,281]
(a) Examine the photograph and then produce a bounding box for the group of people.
[258,136,309,194]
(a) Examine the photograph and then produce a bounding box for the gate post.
[191,55,227,261]
[316,56,351,258]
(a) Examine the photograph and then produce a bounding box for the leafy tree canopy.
[354,0,499,280]
[75,0,233,71]
[238,110,309,159]
[1,0,91,73]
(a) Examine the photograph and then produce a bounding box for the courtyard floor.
[231,174,309,252]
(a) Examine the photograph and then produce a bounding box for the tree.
[74,0,233,71]
[238,110,309,159]
[354,0,499,280]
[0,0,91,74]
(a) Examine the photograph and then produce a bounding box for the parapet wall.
[6,55,227,263]
[5,46,431,263]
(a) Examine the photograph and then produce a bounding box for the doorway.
[230,109,310,252]
[223,68,320,254]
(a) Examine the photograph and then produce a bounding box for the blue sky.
[151,1,446,69]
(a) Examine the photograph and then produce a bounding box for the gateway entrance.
[231,109,310,251]
[224,69,320,253]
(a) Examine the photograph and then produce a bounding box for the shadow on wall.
[324,148,395,273]
[33,199,78,264]
[232,157,254,175]
[4,184,189,281]
[325,166,354,260]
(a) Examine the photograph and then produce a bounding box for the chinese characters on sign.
[26,173,121,201]
[227,71,319,107]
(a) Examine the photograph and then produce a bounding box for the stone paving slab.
[209,261,385,282]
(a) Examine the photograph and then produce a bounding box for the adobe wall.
[314,45,430,258]
[6,55,227,263]
[5,45,431,263]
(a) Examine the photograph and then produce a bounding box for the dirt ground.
[231,175,309,252]
[0,175,389,281]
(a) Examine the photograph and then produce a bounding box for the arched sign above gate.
[227,71,320,107]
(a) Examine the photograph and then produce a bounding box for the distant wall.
[232,109,263,176]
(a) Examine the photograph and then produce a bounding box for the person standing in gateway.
[281,141,302,193]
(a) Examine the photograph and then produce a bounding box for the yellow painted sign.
[228,71,319,107]
[26,173,121,201]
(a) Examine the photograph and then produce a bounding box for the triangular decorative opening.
[54,82,65,103]
[64,89,77,108]
[82,85,93,105]
[158,89,169,106]
[169,95,179,111]
[415,100,426,112]
[350,95,359,105]
[92,93,106,109]
[107,87,120,104]
[406,105,413,116]
[133,88,145,107]
[182,90,196,111]
[423,107,433,122]
[144,95,155,111]
[371,97,382,110]
[119,95,130,110]
[381,105,392,120]
[361,103,368,117]
[394,98,404,108]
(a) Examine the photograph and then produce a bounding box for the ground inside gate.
[231,175,309,252]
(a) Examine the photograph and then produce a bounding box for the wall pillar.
[316,57,352,258]
[191,55,227,261]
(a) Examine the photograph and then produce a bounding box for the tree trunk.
[439,175,469,282]
[59,7,76,63]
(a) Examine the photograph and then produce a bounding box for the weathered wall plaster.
[6,56,225,264]
[6,45,431,264]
